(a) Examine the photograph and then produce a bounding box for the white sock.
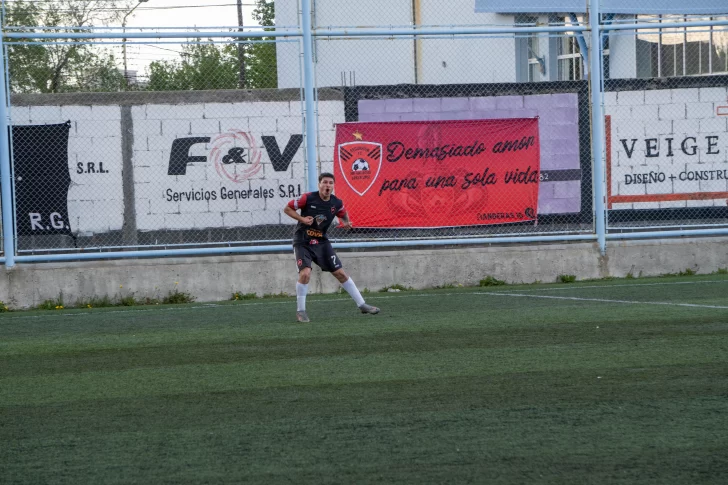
[341,277,365,307]
[296,282,308,312]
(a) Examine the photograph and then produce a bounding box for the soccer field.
[2,275,727,484]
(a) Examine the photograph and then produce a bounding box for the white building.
[275,0,728,88]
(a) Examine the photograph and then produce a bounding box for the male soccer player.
[284,172,380,323]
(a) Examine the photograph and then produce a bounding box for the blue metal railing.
[2,6,728,266]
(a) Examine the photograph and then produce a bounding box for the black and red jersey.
[288,191,347,244]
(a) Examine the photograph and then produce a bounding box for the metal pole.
[301,0,318,191]
[237,0,246,89]
[122,0,149,84]
[0,43,16,267]
[589,0,607,255]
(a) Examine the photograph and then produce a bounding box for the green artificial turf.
[1,275,727,484]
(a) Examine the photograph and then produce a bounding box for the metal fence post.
[0,43,16,267]
[589,0,606,255]
[301,0,318,192]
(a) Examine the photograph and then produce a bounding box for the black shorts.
[294,240,342,273]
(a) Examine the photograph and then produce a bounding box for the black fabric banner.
[12,122,72,236]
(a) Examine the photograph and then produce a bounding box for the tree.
[2,0,132,93]
[145,0,277,91]
[246,0,277,89]
[146,41,239,91]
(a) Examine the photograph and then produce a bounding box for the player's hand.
[301,216,314,225]
[341,220,353,230]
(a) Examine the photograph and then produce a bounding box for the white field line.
[476,291,728,310]
[1,279,727,321]
[512,279,728,292]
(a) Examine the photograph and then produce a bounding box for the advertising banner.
[12,122,73,236]
[334,119,540,228]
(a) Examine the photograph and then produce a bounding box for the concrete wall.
[1,236,726,309]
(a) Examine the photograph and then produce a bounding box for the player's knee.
[298,268,311,283]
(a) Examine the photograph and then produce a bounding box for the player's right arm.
[283,194,313,225]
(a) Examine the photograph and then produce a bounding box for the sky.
[116,1,263,76]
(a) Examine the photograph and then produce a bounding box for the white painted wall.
[10,99,346,235]
[605,86,728,209]
[275,0,515,88]
[11,84,726,237]
[11,105,125,234]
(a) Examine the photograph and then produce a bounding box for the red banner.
[334,119,540,228]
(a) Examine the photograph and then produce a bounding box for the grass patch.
[36,295,65,310]
[232,292,257,301]
[433,282,464,289]
[661,268,698,277]
[162,290,196,305]
[557,274,576,283]
[75,295,116,309]
[119,294,137,307]
[479,276,506,287]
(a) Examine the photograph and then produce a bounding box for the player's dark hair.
[319,172,335,182]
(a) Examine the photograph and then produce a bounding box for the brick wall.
[604,86,728,210]
[10,92,345,235]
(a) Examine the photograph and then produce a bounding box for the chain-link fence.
[604,16,728,232]
[1,2,728,262]
[6,36,307,253]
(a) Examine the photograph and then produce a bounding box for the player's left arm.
[336,205,352,229]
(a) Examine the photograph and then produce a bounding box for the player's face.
[318,177,334,198]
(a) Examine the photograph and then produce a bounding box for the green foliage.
[37,295,65,310]
[119,294,137,306]
[146,1,277,91]
[433,283,460,289]
[625,272,635,279]
[232,292,257,301]
[75,295,115,309]
[716,268,728,275]
[0,301,9,312]
[558,274,577,283]
[262,292,289,299]
[162,290,196,305]
[3,0,131,93]
[479,276,506,287]
[661,268,697,277]
[147,42,240,91]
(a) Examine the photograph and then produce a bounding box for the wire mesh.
[604,16,728,231]
[2,2,728,258]
[7,36,306,252]
[314,30,593,243]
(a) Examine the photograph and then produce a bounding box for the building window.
[637,15,728,77]
[527,29,541,82]
[558,35,583,80]
[516,15,542,82]
[557,17,584,81]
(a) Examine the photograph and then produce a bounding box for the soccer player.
[283,172,380,323]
